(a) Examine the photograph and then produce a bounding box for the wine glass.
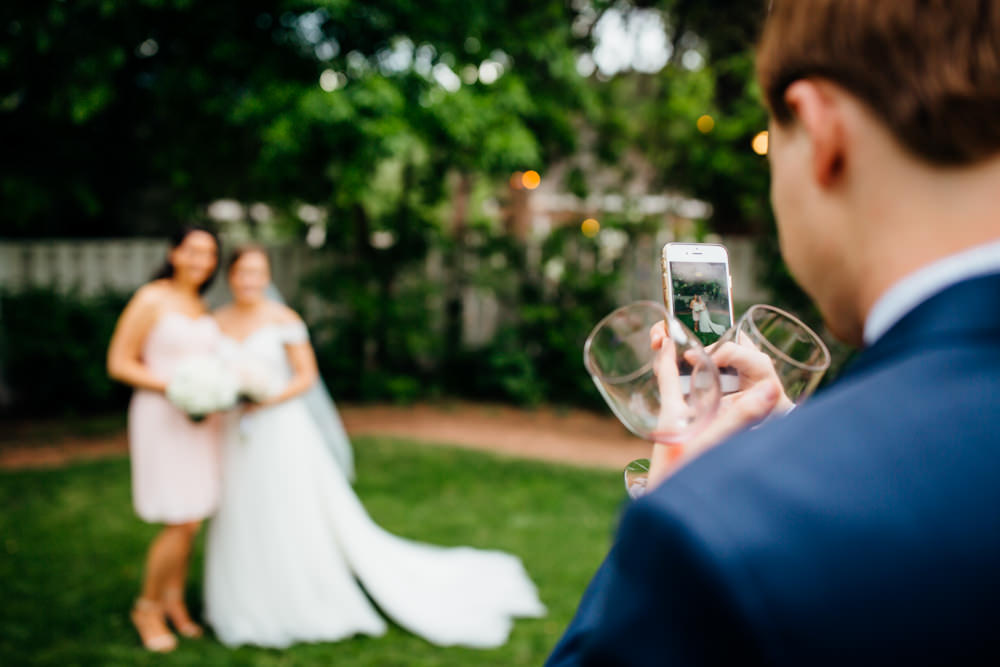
[623,458,652,500]
[714,304,832,408]
[584,301,722,499]
[609,304,832,499]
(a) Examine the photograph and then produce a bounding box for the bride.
[691,294,727,336]
[204,245,545,649]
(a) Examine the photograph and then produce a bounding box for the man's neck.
[861,238,1000,345]
[852,154,1000,334]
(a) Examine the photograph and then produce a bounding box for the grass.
[0,436,626,666]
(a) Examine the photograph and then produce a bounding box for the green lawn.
[0,437,625,666]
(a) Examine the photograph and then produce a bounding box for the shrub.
[305,221,631,409]
[1,288,131,417]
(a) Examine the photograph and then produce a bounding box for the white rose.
[234,358,280,404]
[166,355,239,419]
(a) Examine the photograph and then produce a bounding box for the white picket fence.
[0,240,319,300]
[0,235,772,406]
[0,235,770,336]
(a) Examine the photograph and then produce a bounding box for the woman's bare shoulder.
[267,301,304,325]
[114,283,168,335]
[129,281,171,312]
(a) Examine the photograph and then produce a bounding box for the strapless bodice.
[142,311,221,380]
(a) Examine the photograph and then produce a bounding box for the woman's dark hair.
[227,244,271,273]
[151,226,222,294]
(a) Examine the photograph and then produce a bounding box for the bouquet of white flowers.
[233,358,280,404]
[166,356,240,421]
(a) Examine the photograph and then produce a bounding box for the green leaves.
[0,0,598,237]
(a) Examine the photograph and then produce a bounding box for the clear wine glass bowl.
[584,300,722,447]
[715,304,832,406]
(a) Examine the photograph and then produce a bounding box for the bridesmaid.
[107,227,223,653]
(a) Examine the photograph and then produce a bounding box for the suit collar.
[863,239,1000,345]
[844,272,1000,379]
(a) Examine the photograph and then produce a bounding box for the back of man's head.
[757,0,1000,167]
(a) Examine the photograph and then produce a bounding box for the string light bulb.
[752,130,769,155]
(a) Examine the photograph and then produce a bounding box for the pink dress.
[128,312,224,524]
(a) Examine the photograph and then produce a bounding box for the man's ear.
[784,79,847,188]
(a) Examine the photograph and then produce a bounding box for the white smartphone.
[661,242,739,391]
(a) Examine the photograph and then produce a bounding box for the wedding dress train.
[694,301,728,335]
[204,322,545,649]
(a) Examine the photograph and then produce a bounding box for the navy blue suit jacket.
[548,273,1000,666]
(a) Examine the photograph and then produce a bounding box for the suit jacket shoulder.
[548,273,1000,666]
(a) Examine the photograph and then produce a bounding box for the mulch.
[0,402,650,471]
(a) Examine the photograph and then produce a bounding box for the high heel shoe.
[163,589,204,638]
[131,598,178,653]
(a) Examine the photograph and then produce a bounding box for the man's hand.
[710,339,795,415]
[647,321,783,487]
[647,379,780,487]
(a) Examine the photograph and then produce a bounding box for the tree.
[0,0,594,238]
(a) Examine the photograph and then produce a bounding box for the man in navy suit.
[548,1,1000,664]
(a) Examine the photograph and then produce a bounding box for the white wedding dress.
[693,301,728,335]
[203,321,545,649]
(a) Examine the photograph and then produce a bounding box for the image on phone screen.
[669,261,733,347]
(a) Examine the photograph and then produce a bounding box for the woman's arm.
[106,288,168,393]
[261,339,319,407]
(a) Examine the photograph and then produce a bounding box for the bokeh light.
[319,69,346,92]
[136,38,159,58]
[521,170,541,190]
[478,60,503,84]
[581,218,600,237]
[461,64,479,85]
[207,199,244,222]
[510,171,524,189]
[752,130,769,155]
[696,114,714,133]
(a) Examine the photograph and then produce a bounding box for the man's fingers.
[694,379,780,448]
[650,380,781,487]
[650,320,667,350]
[682,348,705,366]
[711,341,776,381]
[710,341,757,368]
[707,341,737,365]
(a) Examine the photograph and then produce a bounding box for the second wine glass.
[714,304,832,408]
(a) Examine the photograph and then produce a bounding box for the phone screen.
[669,261,733,347]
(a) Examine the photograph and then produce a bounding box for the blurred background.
[0,0,838,419]
[1,2,860,664]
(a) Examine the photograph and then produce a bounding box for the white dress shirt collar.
[863,238,1000,346]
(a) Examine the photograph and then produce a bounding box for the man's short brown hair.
[757,0,1000,165]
